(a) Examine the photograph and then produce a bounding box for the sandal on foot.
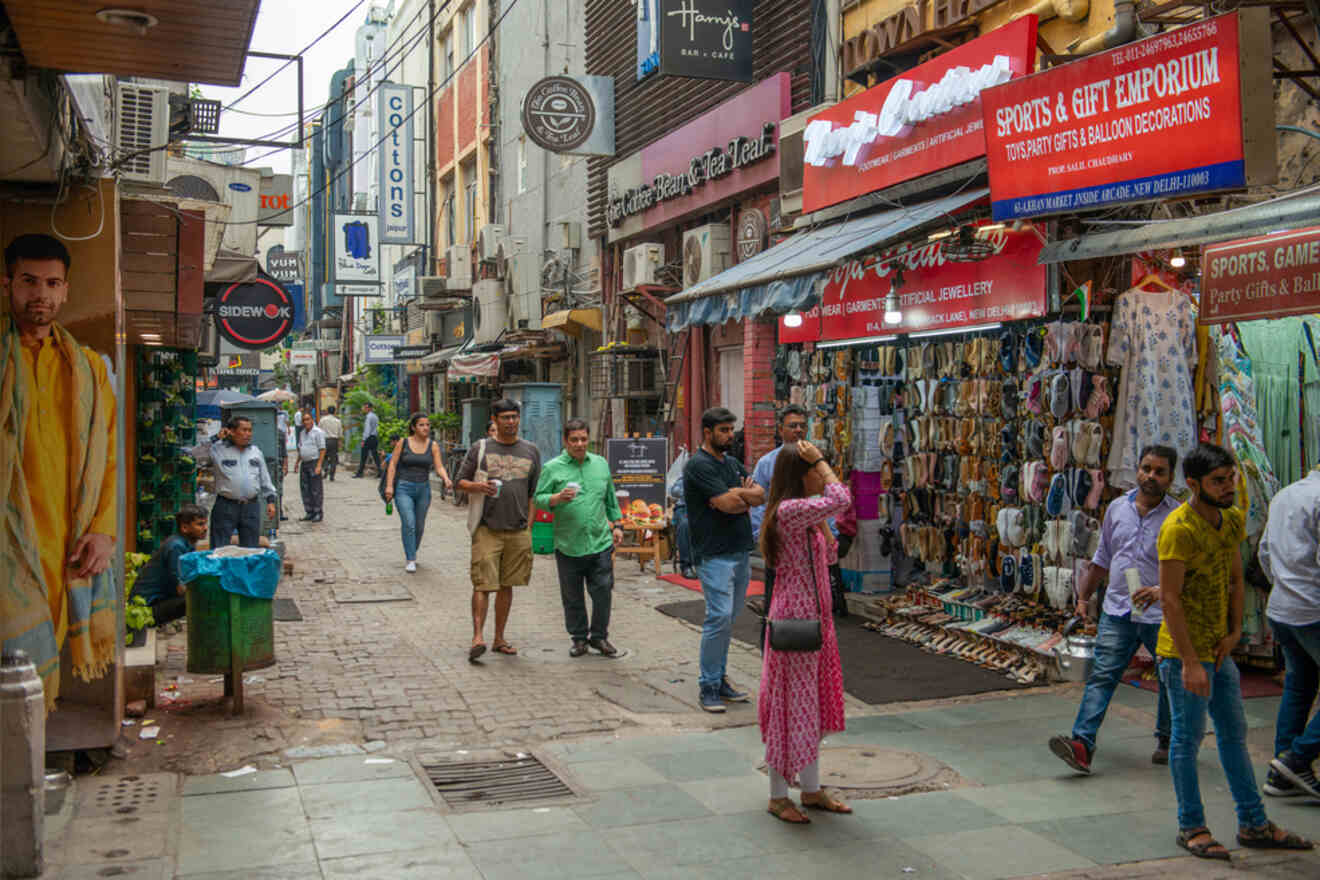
[767,798,810,824]
[1237,822,1313,850]
[1176,828,1230,861]
[492,642,518,655]
[801,792,852,814]
[468,643,487,662]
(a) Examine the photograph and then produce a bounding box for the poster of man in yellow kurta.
[2,232,118,713]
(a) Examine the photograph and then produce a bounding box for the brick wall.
[436,87,455,170]
[458,63,478,150]
[744,318,777,465]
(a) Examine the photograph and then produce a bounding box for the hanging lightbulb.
[1170,249,1186,268]
[784,312,803,328]
[884,293,902,324]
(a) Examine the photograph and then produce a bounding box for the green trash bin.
[185,575,275,712]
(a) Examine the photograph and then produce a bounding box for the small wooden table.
[614,520,669,574]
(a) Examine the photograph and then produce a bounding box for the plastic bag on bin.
[178,548,281,599]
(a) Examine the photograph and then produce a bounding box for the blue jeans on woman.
[1269,618,1320,763]
[1158,655,1267,831]
[394,479,431,562]
[1070,612,1171,751]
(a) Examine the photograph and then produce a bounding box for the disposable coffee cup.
[566,481,581,492]
[490,478,503,498]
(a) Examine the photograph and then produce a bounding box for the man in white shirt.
[1262,465,1320,799]
[318,406,344,481]
[298,412,327,522]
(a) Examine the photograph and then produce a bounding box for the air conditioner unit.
[446,244,472,290]
[115,84,170,185]
[472,279,506,344]
[558,221,581,251]
[477,224,506,262]
[621,243,664,291]
[417,276,448,299]
[163,155,260,257]
[507,254,542,329]
[424,310,445,339]
[682,224,731,287]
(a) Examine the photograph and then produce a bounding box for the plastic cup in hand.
[1125,568,1142,605]
[565,481,581,500]
[489,479,503,498]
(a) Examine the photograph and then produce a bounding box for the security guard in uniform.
[208,415,278,549]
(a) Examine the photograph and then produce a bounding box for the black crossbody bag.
[767,533,824,652]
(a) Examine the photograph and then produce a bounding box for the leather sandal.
[1237,821,1313,850]
[767,798,811,824]
[1177,827,1230,861]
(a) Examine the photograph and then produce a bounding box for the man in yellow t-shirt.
[1157,443,1311,859]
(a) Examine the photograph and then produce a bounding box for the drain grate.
[419,755,574,810]
[77,774,175,818]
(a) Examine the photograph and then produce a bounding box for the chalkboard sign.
[605,437,668,510]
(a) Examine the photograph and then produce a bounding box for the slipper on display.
[1050,372,1071,419]
[1001,380,1018,420]
[1085,468,1105,509]
[999,330,1017,373]
[1070,467,1093,509]
[1024,327,1044,368]
[1000,464,1019,502]
[1045,472,1069,517]
[1050,426,1071,470]
[1000,553,1016,592]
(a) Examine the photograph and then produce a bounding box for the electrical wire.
[50,178,107,242]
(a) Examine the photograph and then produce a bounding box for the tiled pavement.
[38,684,1320,879]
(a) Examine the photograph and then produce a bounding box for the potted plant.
[124,552,154,646]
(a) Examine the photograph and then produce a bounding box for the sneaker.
[1265,767,1302,798]
[1048,734,1093,774]
[405,561,417,573]
[1152,736,1169,765]
[1270,752,1320,799]
[719,676,750,702]
[699,686,726,713]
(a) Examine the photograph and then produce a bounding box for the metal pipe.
[1071,0,1136,54]
[1278,124,1320,142]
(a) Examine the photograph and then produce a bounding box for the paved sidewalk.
[38,683,1320,879]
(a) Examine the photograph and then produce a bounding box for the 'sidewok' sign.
[217,278,294,350]
[801,16,1037,214]
[981,11,1272,220]
[779,228,1047,342]
[1200,225,1320,325]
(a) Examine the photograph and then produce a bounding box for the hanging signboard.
[522,75,616,157]
[216,277,295,350]
[289,350,317,367]
[363,334,406,364]
[334,212,381,295]
[980,10,1275,220]
[605,437,668,509]
[801,16,1038,215]
[216,353,260,376]
[377,83,416,244]
[1200,225,1320,325]
[257,174,294,226]
[779,228,1047,343]
[658,0,754,82]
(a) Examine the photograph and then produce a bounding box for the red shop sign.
[1200,225,1320,325]
[779,228,1047,343]
[801,16,1038,215]
[981,12,1270,221]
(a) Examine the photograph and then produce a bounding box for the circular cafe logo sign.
[217,278,294,349]
[736,208,767,261]
[522,76,595,153]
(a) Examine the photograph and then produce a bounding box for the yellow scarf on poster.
[0,314,117,712]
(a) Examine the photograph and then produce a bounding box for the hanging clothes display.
[1214,327,1280,541]
[1105,281,1199,489]
[1237,316,1320,487]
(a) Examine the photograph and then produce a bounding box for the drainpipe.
[1070,0,1137,54]
[1026,0,1089,24]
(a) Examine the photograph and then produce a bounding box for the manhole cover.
[77,774,176,818]
[758,747,964,799]
[419,753,575,811]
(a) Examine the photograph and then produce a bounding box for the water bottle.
[385,499,393,515]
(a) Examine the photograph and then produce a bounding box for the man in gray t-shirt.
[456,399,542,661]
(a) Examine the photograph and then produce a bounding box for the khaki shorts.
[471,526,533,591]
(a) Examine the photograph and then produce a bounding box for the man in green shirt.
[534,419,626,657]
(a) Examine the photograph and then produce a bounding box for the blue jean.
[1071,612,1171,750]
[1158,656,1267,831]
[394,479,431,561]
[698,552,750,689]
[1269,618,1320,763]
[673,504,693,566]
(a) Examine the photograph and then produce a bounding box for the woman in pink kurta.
[758,440,852,823]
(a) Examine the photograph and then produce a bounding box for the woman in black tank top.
[384,414,454,572]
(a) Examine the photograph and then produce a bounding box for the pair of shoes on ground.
[1177,821,1313,861]
[767,792,853,824]
[699,677,750,713]
[1048,734,1170,774]
[569,637,619,657]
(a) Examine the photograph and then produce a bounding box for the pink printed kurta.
[759,481,851,780]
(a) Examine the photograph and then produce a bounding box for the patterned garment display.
[759,481,851,780]
[1105,289,1199,489]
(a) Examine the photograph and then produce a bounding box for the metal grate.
[420,755,574,810]
[78,773,175,818]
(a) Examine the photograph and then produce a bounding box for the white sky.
[194,0,370,175]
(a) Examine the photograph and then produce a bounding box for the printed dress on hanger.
[1105,288,1199,489]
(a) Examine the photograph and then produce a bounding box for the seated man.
[131,505,207,626]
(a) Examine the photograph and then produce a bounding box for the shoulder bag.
[767,530,824,652]
[465,438,489,537]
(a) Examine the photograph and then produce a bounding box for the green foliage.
[378,417,410,450]
[125,594,155,639]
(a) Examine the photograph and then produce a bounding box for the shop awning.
[416,344,465,367]
[541,308,603,335]
[207,249,259,285]
[448,353,501,379]
[1038,188,1320,264]
[665,187,989,331]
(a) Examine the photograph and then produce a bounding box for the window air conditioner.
[682,224,731,288]
[115,84,170,184]
[621,243,664,291]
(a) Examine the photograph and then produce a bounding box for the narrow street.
[39,474,1320,879]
